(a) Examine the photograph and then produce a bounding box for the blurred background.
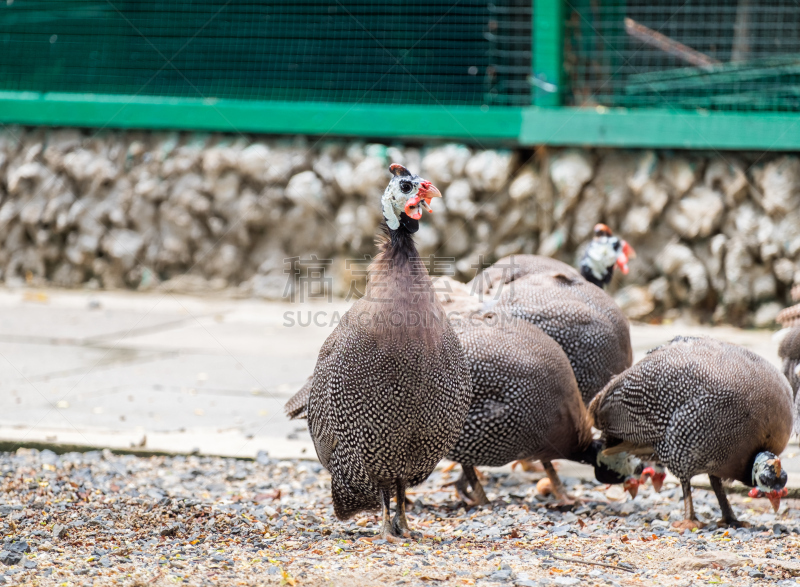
[1,1,800,326]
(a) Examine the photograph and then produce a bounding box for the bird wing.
[307,322,348,468]
[589,353,679,447]
[499,273,632,402]
[468,255,580,296]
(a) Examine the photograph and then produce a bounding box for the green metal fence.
[565,1,800,112]
[1,1,799,149]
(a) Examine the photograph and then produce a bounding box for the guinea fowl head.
[579,224,636,288]
[749,452,789,512]
[381,163,442,233]
[584,440,643,498]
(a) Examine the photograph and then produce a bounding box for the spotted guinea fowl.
[286,224,633,415]
[590,336,793,530]
[474,224,634,294]
[305,164,472,542]
[431,278,640,504]
[469,225,634,406]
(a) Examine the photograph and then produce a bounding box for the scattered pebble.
[0,447,798,586]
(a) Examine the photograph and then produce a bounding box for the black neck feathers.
[580,262,613,289]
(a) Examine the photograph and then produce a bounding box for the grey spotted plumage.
[590,336,794,527]
[778,326,800,401]
[471,254,632,404]
[445,314,591,502]
[304,165,472,540]
[432,277,632,503]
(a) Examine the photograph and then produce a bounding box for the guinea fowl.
[579,224,635,288]
[474,224,634,295]
[469,224,634,406]
[286,224,633,415]
[436,281,638,504]
[305,164,472,542]
[590,336,793,530]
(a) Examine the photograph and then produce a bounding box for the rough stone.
[657,242,709,306]
[672,550,743,570]
[666,186,725,239]
[627,150,658,195]
[594,152,637,217]
[444,179,477,220]
[614,285,655,320]
[775,258,796,284]
[754,155,800,217]
[754,301,782,328]
[237,144,271,183]
[465,150,515,193]
[661,157,697,196]
[508,166,539,202]
[351,154,387,200]
[571,186,605,243]
[549,150,593,219]
[421,144,471,187]
[1,130,797,325]
[285,171,326,209]
[705,157,748,205]
[622,206,652,238]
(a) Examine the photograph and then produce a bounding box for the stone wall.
[0,126,797,326]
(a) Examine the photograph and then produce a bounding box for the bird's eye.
[399,181,412,194]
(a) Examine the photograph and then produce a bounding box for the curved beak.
[616,240,635,275]
[751,487,788,512]
[623,477,640,499]
[768,487,789,513]
[418,181,442,212]
[407,181,442,217]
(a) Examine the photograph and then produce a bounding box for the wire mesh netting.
[0,0,531,107]
[565,0,800,112]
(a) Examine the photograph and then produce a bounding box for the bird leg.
[372,488,401,543]
[451,472,477,504]
[672,479,705,531]
[709,475,748,528]
[452,466,489,506]
[392,481,422,540]
[543,461,578,507]
[463,465,490,506]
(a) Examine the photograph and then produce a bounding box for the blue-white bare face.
[381,163,441,230]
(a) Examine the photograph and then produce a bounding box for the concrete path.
[0,287,797,484]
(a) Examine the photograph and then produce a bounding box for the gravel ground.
[2,448,800,587]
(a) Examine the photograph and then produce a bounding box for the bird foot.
[717,518,750,529]
[456,485,490,507]
[455,486,479,506]
[360,531,402,544]
[672,519,706,532]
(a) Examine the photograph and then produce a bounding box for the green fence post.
[533,0,563,106]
